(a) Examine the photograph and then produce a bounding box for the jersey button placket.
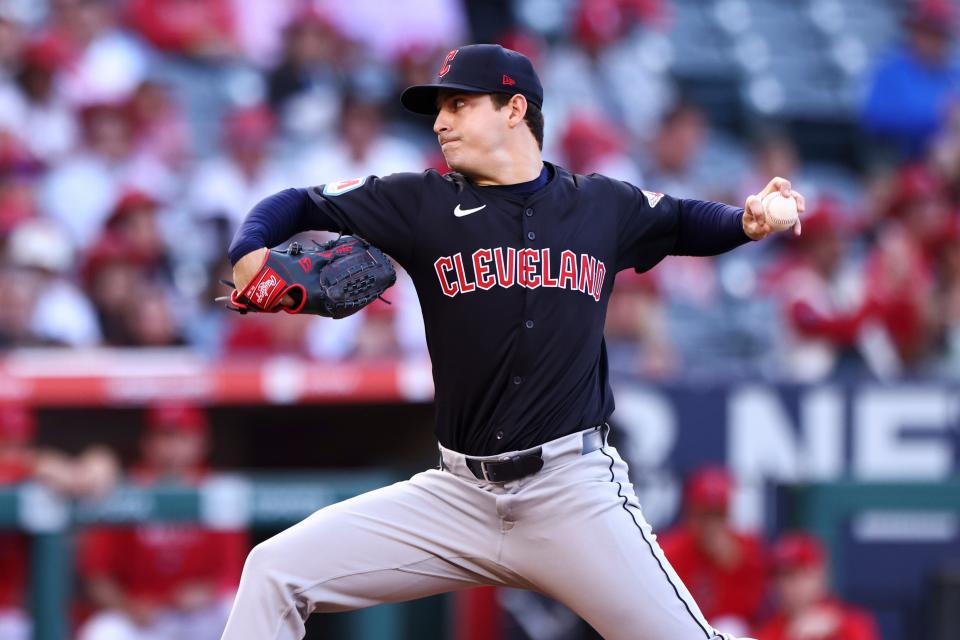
[517,204,537,391]
[521,207,535,240]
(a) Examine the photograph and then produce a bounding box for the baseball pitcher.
[220,44,803,640]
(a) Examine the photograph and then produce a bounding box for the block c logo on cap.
[438,49,458,77]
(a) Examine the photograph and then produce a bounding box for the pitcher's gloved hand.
[219,236,396,318]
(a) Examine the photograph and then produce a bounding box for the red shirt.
[80,524,247,603]
[755,598,879,640]
[0,532,27,608]
[79,467,247,604]
[658,526,768,624]
[0,456,33,608]
[0,455,34,485]
[125,0,235,53]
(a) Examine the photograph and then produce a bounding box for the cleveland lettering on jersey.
[434,248,607,300]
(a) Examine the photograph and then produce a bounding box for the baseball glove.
[219,236,396,318]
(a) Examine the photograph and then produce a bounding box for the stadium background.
[0,0,958,638]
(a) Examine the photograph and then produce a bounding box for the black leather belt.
[464,427,606,483]
[466,448,543,482]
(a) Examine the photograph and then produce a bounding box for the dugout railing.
[786,479,960,588]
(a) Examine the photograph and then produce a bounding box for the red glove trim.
[280,284,308,314]
[238,260,288,311]
[228,289,250,311]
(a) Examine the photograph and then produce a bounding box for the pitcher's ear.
[508,94,528,127]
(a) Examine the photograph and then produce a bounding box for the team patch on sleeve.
[641,190,664,208]
[322,177,367,196]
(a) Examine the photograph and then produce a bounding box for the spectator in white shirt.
[3,217,101,347]
[0,38,78,163]
[316,0,466,62]
[295,91,427,184]
[39,100,177,248]
[186,104,289,237]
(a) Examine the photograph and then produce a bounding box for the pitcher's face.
[433,92,510,175]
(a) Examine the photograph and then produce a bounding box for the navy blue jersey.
[231,162,748,455]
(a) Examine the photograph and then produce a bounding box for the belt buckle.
[480,455,514,483]
[480,461,494,482]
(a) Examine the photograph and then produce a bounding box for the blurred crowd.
[0,0,957,382]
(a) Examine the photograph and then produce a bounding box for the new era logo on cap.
[401,44,543,115]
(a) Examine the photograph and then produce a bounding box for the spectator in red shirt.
[863,224,937,370]
[755,532,879,640]
[77,403,247,640]
[82,192,185,349]
[573,0,664,55]
[774,200,881,381]
[124,0,238,58]
[883,164,952,258]
[658,466,767,637]
[81,235,151,345]
[103,190,167,265]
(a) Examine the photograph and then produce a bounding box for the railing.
[787,479,960,588]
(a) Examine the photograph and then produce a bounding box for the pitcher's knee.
[242,538,278,580]
[240,538,313,617]
[242,537,302,595]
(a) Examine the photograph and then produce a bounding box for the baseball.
[761,192,799,232]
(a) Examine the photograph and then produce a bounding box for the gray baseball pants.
[220,426,734,640]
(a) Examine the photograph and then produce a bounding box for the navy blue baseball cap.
[401,44,543,115]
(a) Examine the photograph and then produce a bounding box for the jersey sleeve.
[612,179,683,273]
[305,172,425,267]
[613,178,750,273]
[229,172,425,269]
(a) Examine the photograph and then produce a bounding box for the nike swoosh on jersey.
[454,204,487,217]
